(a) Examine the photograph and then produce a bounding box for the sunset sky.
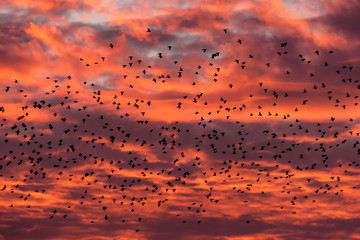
[1,0,360,239]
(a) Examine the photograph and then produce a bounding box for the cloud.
[1,0,360,239]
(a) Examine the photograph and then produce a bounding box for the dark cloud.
[314,1,360,40]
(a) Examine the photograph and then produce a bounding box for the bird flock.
[1,27,359,236]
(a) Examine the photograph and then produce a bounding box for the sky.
[1,0,360,239]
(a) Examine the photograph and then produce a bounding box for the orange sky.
[1,0,360,239]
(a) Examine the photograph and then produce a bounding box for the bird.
[0,24,356,240]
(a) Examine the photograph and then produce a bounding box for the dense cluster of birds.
[1,27,359,234]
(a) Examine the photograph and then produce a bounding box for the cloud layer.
[1,0,360,239]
